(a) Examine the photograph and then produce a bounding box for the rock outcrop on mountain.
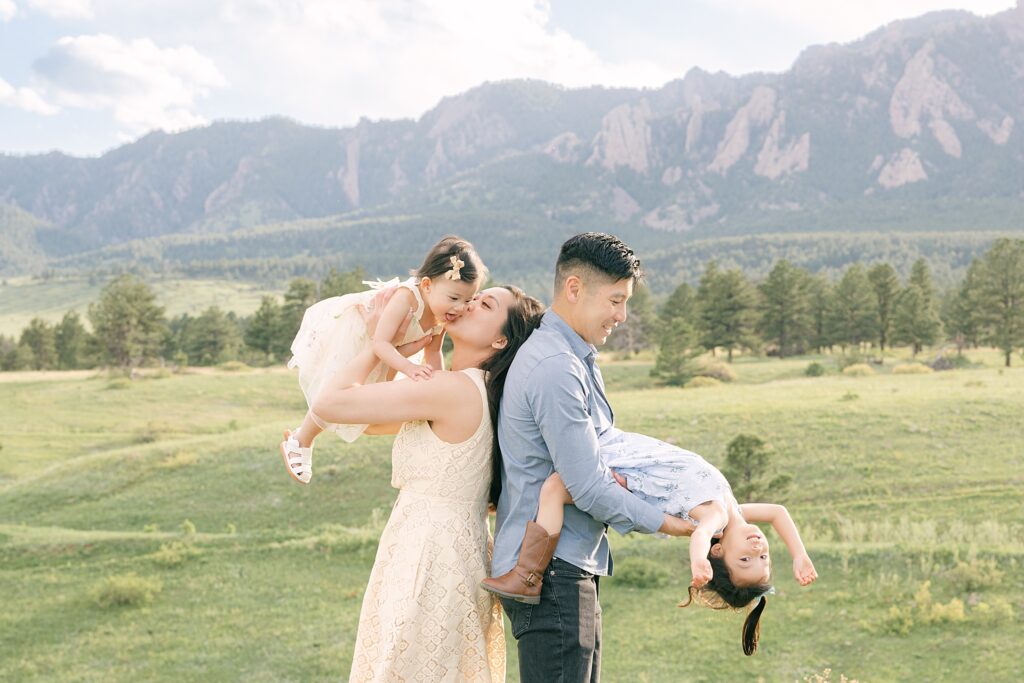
[1,4,1023,271]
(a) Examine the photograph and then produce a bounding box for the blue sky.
[0,0,1016,157]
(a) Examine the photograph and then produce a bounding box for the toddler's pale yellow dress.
[288,277,438,441]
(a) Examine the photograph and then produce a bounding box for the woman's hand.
[612,470,629,490]
[793,553,818,586]
[690,558,713,589]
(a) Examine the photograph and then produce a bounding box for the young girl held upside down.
[481,431,817,655]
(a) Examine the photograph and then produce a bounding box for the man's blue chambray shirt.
[492,310,665,576]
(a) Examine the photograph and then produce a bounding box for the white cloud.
[0,77,58,114]
[30,33,226,135]
[0,0,16,22]
[73,0,678,129]
[26,0,94,20]
[718,0,1016,44]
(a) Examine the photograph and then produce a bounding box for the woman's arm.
[740,503,818,586]
[311,348,475,431]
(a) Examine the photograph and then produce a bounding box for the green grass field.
[0,277,280,336]
[1,351,1022,682]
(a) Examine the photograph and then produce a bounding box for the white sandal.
[280,430,313,485]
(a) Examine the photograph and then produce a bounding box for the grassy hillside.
[1,352,1021,681]
[0,277,281,336]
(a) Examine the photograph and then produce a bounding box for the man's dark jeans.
[501,557,602,683]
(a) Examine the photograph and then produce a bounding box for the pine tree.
[892,285,941,357]
[55,311,89,369]
[940,261,984,355]
[697,264,758,362]
[652,284,702,386]
[807,274,833,353]
[757,260,812,358]
[18,318,57,370]
[88,275,167,367]
[179,306,243,366]
[826,264,876,353]
[976,238,1024,367]
[867,262,900,352]
[244,296,287,361]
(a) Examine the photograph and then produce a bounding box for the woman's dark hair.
[415,235,488,284]
[554,232,643,290]
[679,538,773,656]
[479,285,545,506]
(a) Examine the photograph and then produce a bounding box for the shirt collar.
[543,309,597,365]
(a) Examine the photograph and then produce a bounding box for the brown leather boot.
[481,521,560,604]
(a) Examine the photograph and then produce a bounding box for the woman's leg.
[535,472,573,535]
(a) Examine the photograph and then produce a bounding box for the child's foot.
[480,521,559,604]
[280,429,313,484]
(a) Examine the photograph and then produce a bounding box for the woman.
[300,285,544,682]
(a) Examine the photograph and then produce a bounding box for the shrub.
[105,377,131,390]
[90,573,162,608]
[696,361,737,383]
[842,363,875,377]
[840,391,859,401]
[613,557,670,589]
[892,363,934,375]
[685,376,722,389]
[721,434,791,501]
[218,360,251,372]
[945,559,1004,592]
[805,362,827,377]
[180,519,197,535]
[148,540,201,568]
[931,355,973,371]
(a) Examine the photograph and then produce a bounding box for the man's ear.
[709,543,724,559]
[564,274,583,304]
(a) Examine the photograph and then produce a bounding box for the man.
[493,232,693,682]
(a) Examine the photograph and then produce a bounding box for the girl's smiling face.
[713,522,772,586]
[421,276,481,324]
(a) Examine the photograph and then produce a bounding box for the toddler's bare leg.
[295,410,324,448]
[535,472,573,535]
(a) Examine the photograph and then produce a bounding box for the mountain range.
[2,3,1023,284]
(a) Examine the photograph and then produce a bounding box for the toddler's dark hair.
[679,538,773,656]
[415,236,487,284]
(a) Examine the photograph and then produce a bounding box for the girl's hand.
[404,363,433,381]
[793,553,818,586]
[690,558,713,589]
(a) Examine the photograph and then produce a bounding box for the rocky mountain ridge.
[1,3,1023,273]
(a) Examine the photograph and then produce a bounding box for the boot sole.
[479,582,541,605]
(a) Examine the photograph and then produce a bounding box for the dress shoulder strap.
[395,277,426,321]
[460,368,490,435]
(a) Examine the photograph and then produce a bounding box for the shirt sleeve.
[527,355,664,535]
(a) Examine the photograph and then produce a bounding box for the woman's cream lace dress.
[348,368,505,682]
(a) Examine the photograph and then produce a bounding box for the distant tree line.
[647,238,1024,385]
[0,266,365,371]
[2,239,1022,375]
